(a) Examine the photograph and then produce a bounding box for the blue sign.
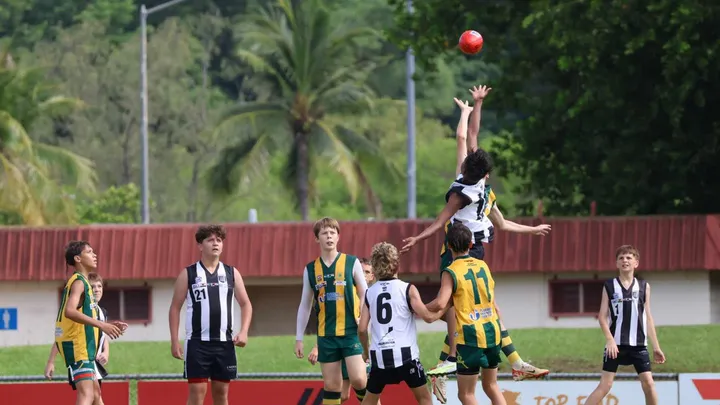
[0,308,18,331]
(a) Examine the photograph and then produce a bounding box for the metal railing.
[0,372,680,382]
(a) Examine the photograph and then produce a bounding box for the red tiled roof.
[0,215,718,281]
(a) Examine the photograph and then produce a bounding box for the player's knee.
[639,375,655,393]
[348,374,366,391]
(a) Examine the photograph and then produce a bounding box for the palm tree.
[0,51,96,225]
[208,0,398,220]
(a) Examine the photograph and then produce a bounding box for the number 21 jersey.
[365,278,419,369]
[185,261,235,342]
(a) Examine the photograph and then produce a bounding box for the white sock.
[512,360,524,369]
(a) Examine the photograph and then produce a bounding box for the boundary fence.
[1,372,716,405]
[0,371,680,381]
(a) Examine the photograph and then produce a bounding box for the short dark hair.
[65,240,90,266]
[195,225,227,244]
[447,223,473,253]
[462,149,493,183]
[359,257,371,265]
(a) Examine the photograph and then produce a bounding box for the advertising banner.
[678,373,720,404]
[441,380,678,405]
[0,382,129,405]
[137,379,415,404]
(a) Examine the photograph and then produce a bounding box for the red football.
[459,30,484,55]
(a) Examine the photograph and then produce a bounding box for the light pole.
[405,0,416,219]
[139,0,190,224]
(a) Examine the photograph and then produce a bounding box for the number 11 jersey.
[365,278,419,369]
[443,255,501,349]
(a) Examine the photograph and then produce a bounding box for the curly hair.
[370,242,399,280]
[461,148,494,183]
[64,240,90,266]
[447,223,473,254]
[195,224,227,243]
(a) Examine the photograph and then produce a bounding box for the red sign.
[0,382,129,405]
[693,379,720,400]
[137,380,415,404]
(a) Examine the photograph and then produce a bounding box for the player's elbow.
[358,322,368,335]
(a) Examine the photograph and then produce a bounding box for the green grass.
[3,325,719,377]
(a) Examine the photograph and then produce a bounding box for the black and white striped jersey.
[365,278,419,369]
[185,261,235,341]
[605,277,648,346]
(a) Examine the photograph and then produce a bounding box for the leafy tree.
[0,51,96,225]
[209,0,399,220]
[390,0,720,215]
[77,183,140,224]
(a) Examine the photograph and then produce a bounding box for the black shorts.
[367,359,427,394]
[184,340,237,382]
[602,345,651,374]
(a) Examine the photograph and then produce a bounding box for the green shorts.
[456,344,502,375]
[317,335,363,364]
[66,360,97,383]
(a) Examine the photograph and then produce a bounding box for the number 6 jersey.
[365,278,420,369]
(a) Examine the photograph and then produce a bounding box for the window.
[101,287,152,323]
[549,279,605,318]
[58,286,152,324]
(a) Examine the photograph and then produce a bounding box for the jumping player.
[359,242,442,405]
[401,89,550,402]
[54,241,125,405]
[426,223,506,405]
[45,272,113,405]
[307,257,379,404]
[168,224,254,405]
[295,217,369,405]
[583,245,665,405]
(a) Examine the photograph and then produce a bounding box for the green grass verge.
[3,325,719,377]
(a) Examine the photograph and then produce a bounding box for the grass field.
[2,325,719,377]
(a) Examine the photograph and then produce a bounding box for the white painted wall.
[0,271,714,347]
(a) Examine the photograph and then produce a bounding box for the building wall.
[0,271,714,347]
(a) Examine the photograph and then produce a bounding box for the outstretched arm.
[426,271,455,312]
[488,205,551,236]
[467,85,492,153]
[400,193,466,253]
[408,284,444,322]
[454,98,473,177]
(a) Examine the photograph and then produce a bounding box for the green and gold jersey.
[306,253,360,337]
[55,272,99,363]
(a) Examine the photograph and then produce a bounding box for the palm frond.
[0,110,33,151]
[314,120,361,203]
[37,95,86,118]
[215,102,286,136]
[207,132,274,195]
[33,143,97,193]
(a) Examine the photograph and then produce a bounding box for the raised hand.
[469,85,492,101]
[453,97,473,115]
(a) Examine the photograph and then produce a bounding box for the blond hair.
[313,217,340,238]
[371,242,399,280]
[615,245,640,260]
